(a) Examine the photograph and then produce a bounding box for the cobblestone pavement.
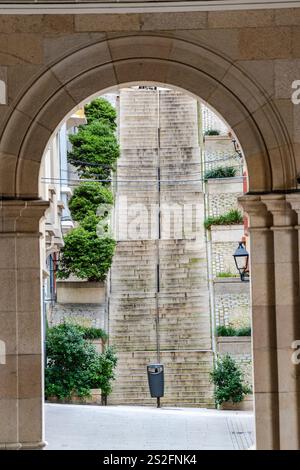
[45,404,254,450]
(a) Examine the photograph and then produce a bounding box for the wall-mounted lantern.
[233,241,249,282]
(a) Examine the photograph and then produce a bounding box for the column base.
[0,443,22,450]
[21,440,48,450]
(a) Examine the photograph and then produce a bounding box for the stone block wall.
[203,138,250,326]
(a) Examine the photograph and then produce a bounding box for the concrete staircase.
[108,88,214,408]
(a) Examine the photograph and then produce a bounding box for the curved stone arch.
[0,34,295,198]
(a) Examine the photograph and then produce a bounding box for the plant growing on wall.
[216,325,251,337]
[45,323,117,401]
[204,209,243,230]
[210,354,251,406]
[68,98,119,181]
[69,181,114,222]
[204,166,237,181]
[57,226,116,282]
[84,97,117,129]
[204,129,220,136]
[68,120,120,180]
[59,97,119,282]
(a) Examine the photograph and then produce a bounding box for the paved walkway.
[45,404,254,450]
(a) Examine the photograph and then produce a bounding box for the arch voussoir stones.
[0,34,295,198]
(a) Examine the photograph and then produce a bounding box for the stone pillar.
[239,195,279,450]
[265,194,300,450]
[0,200,48,449]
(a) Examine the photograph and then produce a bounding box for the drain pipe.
[155,88,161,364]
[197,101,217,358]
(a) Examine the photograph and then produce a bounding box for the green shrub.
[216,325,236,337]
[45,323,117,401]
[210,354,251,406]
[204,166,237,181]
[69,181,113,222]
[204,129,220,136]
[236,326,251,336]
[68,120,120,180]
[84,97,117,129]
[204,209,243,230]
[76,325,109,341]
[216,271,238,278]
[57,227,116,282]
[216,325,251,337]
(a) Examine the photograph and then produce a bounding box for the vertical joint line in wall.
[156,88,161,363]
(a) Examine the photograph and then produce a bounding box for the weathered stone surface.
[239,27,292,60]
[208,10,274,28]
[0,33,43,65]
[141,12,207,31]
[275,8,300,26]
[75,14,141,32]
[110,88,213,406]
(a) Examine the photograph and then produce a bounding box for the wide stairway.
[108,87,214,408]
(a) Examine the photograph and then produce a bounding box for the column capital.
[286,193,300,212]
[0,199,49,233]
[261,194,296,228]
[238,195,271,229]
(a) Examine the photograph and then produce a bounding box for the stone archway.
[0,34,299,450]
[0,34,296,198]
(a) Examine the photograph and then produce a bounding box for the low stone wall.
[214,278,250,328]
[48,281,108,330]
[217,336,251,356]
[210,225,245,277]
[217,336,253,410]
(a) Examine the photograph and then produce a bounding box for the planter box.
[207,177,243,195]
[47,389,103,405]
[220,394,253,411]
[56,280,106,304]
[91,338,104,354]
[217,336,251,355]
[210,224,245,243]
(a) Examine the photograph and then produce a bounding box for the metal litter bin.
[147,364,164,407]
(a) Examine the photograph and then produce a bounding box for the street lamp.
[233,241,249,282]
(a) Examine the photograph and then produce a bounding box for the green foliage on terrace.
[68,120,120,180]
[59,97,119,282]
[204,166,237,181]
[204,209,243,230]
[57,227,116,282]
[45,323,117,401]
[204,129,220,136]
[84,97,117,129]
[210,354,252,406]
[79,326,109,342]
[216,325,251,337]
[69,181,114,222]
[216,271,239,278]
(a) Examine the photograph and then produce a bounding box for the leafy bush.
[78,326,109,341]
[204,129,220,136]
[68,120,120,180]
[204,166,237,181]
[210,354,251,406]
[84,97,117,129]
[204,209,243,230]
[45,323,117,401]
[236,326,251,336]
[216,325,236,337]
[69,181,113,222]
[216,325,251,337]
[57,227,116,282]
[95,346,118,400]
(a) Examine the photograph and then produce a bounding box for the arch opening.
[0,34,295,199]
